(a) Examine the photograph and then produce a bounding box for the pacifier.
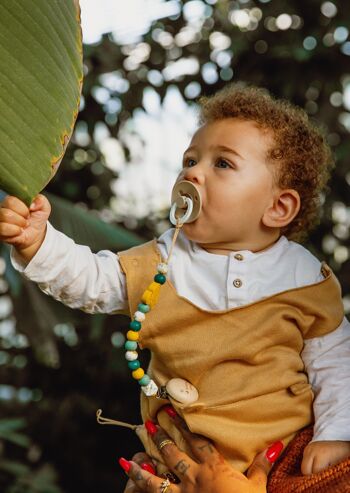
[169,180,202,225]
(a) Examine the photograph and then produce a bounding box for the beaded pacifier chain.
[96,181,201,428]
[124,180,202,400]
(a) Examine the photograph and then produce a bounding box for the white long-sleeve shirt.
[11,222,350,443]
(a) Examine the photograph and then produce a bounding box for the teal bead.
[128,360,141,370]
[138,303,150,313]
[130,320,141,331]
[138,374,151,386]
[125,340,137,351]
[154,273,166,285]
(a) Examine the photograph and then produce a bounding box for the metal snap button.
[233,278,242,288]
[234,254,244,261]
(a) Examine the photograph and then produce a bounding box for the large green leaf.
[0,0,83,205]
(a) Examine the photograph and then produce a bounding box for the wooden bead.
[130,320,141,331]
[138,303,150,313]
[138,375,151,386]
[127,330,139,341]
[154,274,166,285]
[125,351,138,361]
[132,368,145,380]
[128,360,140,370]
[141,282,161,308]
[125,340,137,351]
[157,263,168,274]
[134,311,146,322]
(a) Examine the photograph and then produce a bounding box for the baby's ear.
[262,189,300,229]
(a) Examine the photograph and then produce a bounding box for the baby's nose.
[183,164,205,184]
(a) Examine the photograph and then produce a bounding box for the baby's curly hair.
[197,83,334,242]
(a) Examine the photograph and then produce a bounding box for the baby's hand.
[0,194,51,263]
[301,440,350,475]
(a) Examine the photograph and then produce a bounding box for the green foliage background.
[1,1,350,491]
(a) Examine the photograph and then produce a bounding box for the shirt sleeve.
[10,221,128,314]
[301,315,350,442]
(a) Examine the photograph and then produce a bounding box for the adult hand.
[121,406,283,493]
[123,452,157,493]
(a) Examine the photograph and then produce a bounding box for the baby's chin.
[181,222,213,244]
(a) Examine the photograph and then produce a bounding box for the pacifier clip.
[124,180,201,403]
[96,181,201,429]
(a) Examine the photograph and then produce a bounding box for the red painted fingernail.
[266,441,284,463]
[145,420,158,436]
[163,405,178,418]
[141,463,156,475]
[118,457,131,473]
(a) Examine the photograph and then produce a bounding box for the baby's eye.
[216,159,231,169]
[184,158,197,167]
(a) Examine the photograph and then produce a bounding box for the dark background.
[1,1,350,491]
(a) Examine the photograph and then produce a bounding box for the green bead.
[125,341,137,351]
[138,303,150,313]
[154,273,166,285]
[138,374,151,386]
[130,320,141,331]
[128,360,140,370]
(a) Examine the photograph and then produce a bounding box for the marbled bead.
[141,379,159,396]
[137,303,150,313]
[132,368,145,380]
[157,262,168,274]
[154,273,166,285]
[127,330,139,341]
[125,350,138,361]
[125,340,137,351]
[130,320,141,331]
[134,311,146,322]
[128,360,140,370]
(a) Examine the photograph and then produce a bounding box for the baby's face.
[175,118,279,250]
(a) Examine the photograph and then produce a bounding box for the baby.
[1,84,350,475]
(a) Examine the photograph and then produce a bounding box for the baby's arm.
[301,316,350,474]
[0,194,50,262]
[301,440,350,475]
[0,195,128,314]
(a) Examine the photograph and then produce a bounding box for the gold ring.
[158,439,175,451]
[160,478,171,493]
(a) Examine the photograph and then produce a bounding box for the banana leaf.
[0,0,83,205]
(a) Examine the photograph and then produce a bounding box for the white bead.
[125,351,138,361]
[141,379,158,397]
[134,311,146,322]
[166,378,199,405]
[157,262,168,274]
